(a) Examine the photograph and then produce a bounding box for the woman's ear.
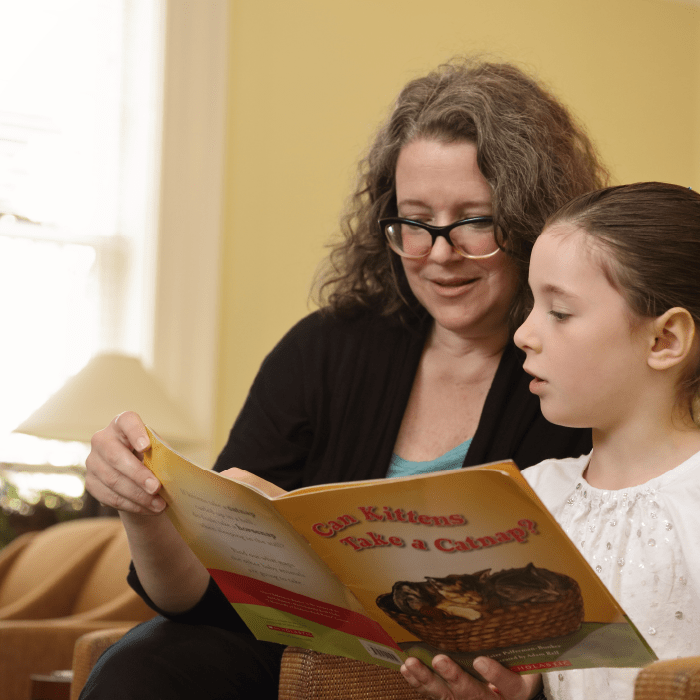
[648,307,696,371]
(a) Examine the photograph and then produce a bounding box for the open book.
[143,428,657,677]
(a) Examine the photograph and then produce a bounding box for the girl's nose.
[514,311,539,352]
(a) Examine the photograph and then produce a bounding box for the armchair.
[69,632,700,700]
[69,635,424,700]
[0,517,122,620]
[0,529,40,581]
[634,656,700,700]
[0,518,155,700]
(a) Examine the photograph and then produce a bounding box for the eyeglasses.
[380,217,502,260]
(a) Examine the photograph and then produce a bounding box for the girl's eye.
[549,310,571,322]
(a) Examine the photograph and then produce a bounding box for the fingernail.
[473,657,489,674]
[136,437,150,451]
[433,656,448,672]
[152,497,166,512]
[145,478,159,494]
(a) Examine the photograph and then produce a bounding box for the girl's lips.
[529,377,546,394]
[523,366,546,394]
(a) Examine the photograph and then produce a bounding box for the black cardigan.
[129,309,591,625]
[213,310,591,486]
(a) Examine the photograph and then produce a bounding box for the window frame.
[149,0,228,467]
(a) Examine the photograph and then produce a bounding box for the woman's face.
[395,138,518,342]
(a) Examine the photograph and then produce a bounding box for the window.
[0,0,164,466]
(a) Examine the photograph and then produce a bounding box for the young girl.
[400,182,700,700]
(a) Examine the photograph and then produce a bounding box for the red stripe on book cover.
[208,568,400,649]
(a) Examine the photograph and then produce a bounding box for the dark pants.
[79,616,285,699]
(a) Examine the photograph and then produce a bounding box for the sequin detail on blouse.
[526,455,700,700]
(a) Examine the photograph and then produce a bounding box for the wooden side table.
[30,671,73,700]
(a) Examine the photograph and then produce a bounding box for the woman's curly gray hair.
[315,56,609,330]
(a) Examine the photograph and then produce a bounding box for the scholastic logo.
[510,661,572,672]
[267,625,313,637]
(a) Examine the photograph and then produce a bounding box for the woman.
[81,57,608,699]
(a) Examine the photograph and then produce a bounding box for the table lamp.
[13,353,203,449]
[9,353,203,517]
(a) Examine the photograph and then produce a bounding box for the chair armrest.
[635,656,700,700]
[70,626,133,700]
[0,619,136,700]
[279,647,423,700]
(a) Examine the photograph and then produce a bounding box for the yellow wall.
[216,0,700,450]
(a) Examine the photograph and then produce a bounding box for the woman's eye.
[468,218,493,229]
[549,310,570,322]
[403,219,428,230]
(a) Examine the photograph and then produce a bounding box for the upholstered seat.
[0,519,155,700]
[0,517,122,620]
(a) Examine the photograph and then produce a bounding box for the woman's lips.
[427,277,478,295]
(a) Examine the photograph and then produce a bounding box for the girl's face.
[395,138,518,343]
[514,223,653,430]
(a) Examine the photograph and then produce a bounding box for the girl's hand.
[401,655,541,700]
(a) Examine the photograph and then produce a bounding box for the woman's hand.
[401,655,541,700]
[85,410,166,515]
[219,468,287,498]
[86,411,212,612]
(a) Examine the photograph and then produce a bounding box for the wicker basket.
[376,577,584,652]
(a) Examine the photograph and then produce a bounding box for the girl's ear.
[648,307,696,371]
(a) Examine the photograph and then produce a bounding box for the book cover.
[143,428,657,677]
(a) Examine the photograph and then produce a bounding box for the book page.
[144,429,402,664]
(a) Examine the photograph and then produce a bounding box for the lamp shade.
[13,353,202,446]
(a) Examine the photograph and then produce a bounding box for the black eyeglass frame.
[379,216,504,260]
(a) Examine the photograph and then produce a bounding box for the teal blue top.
[386,438,472,478]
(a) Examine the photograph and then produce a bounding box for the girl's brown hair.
[315,56,608,328]
[547,181,700,420]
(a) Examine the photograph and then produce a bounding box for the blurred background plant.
[0,464,91,547]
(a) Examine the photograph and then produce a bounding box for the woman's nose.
[427,235,461,264]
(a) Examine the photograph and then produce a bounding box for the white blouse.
[524,451,700,700]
